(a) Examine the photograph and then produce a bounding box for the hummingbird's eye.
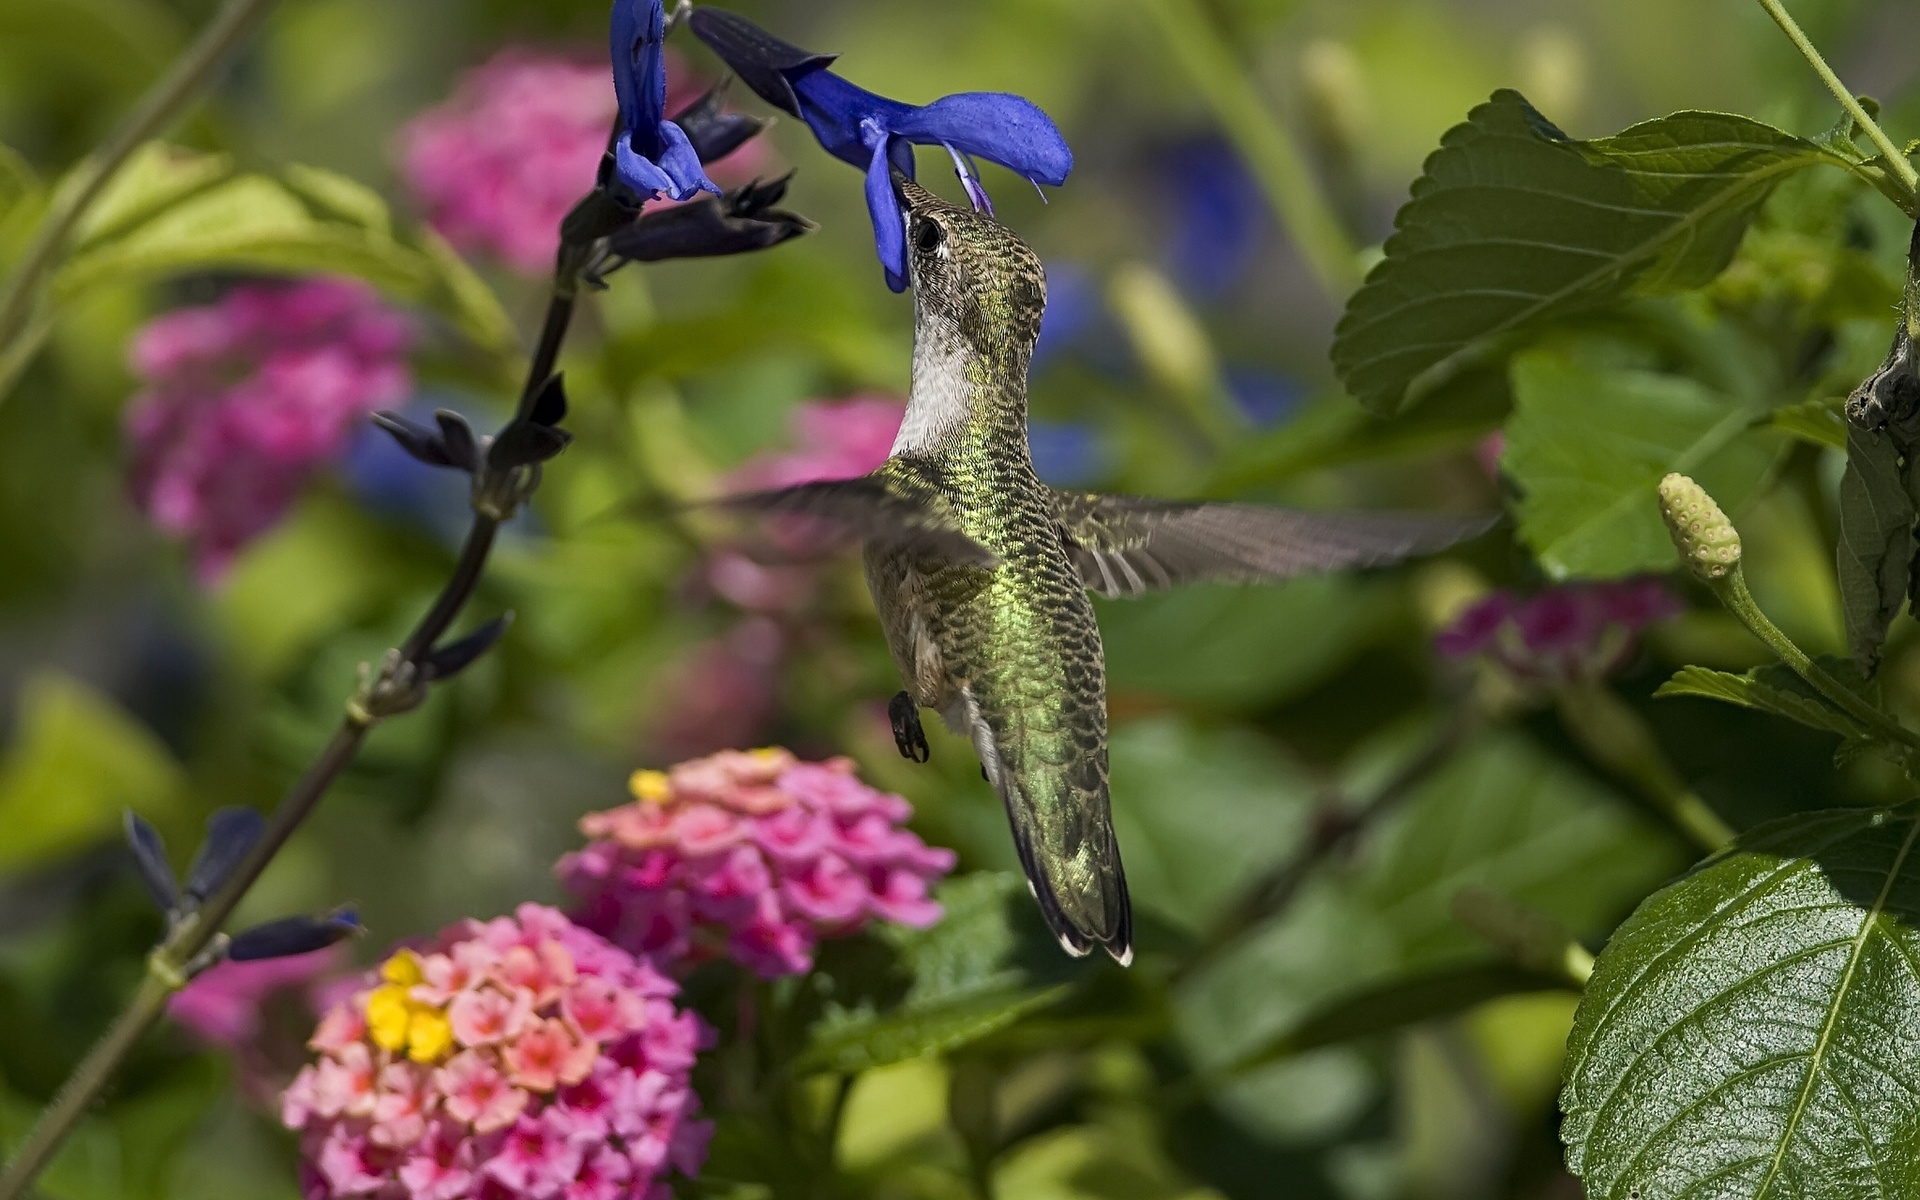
[912,219,943,253]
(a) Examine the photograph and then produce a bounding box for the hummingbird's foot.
[889,691,930,763]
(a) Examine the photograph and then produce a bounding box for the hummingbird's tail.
[958,690,1133,967]
[1010,807,1133,968]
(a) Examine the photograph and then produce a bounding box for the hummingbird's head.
[896,177,1047,359]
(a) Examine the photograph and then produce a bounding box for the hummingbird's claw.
[889,692,930,763]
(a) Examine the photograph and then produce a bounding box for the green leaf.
[879,871,1024,1004]
[1769,397,1847,450]
[0,671,183,873]
[1099,576,1395,709]
[798,986,1070,1075]
[67,142,229,251]
[282,162,392,236]
[1502,347,1781,578]
[1657,663,1871,741]
[1836,423,1915,677]
[1177,731,1680,1078]
[46,146,517,357]
[1562,806,1920,1198]
[1333,91,1850,415]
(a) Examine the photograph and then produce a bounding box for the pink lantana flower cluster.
[560,748,955,978]
[283,904,710,1200]
[398,50,767,275]
[1437,578,1684,688]
[125,278,412,583]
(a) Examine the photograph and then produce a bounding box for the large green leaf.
[0,672,183,872]
[1836,423,1915,677]
[1177,731,1680,1077]
[48,145,515,356]
[1562,806,1920,1198]
[1333,91,1850,415]
[1502,348,1781,578]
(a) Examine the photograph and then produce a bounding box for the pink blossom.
[502,1018,597,1092]
[397,49,769,275]
[1436,578,1685,689]
[729,397,906,491]
[125,279,413,583]
[449,987,529,1047]
[287,906,708,1199]
[485,1109,584,1198]
[648,618,785,760]
[560,750,954,978]
[438,1050,528,1133]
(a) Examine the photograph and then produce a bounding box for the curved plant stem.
[1712,567,1920,760]
[1753,0,1918,196]
[1136,0,1363,300]
[0,0,281,352]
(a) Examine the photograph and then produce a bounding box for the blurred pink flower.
[560,748,955,978]
[398,49,772,275]
[125,279,413,584]
[170,948,342,1048]
[728,396,905,491]
[285,904,710,1200]
[649,617,786,761]
[1437,578,1683,687]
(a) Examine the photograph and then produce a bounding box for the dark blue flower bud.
[227,909,361,962]
[422,614,514,682]
[602,175,813,265]
[435,410,481,473]
[672,80,770,164]
[123,811,179,913]
[184,808,264,905]
[372,411,458,469]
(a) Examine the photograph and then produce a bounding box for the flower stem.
[1711,566,1920,756]
[0,0,281,356]
[0,263,583,1200]
[1753,0,1918,196]
[1136,0,1364,301]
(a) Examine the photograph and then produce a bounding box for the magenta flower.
[284,904,710,1200]
[559,748,956,978]
[125,279,412,584]
[399,49,772,274]
[727,396,906,492]
[1436,578,1684,688]
[169,947,341,1048]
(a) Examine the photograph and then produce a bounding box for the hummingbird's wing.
[1051,492,1494,599]
[711,474,1000,567]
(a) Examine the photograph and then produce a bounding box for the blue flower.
[612,0,720,202]
[689,7,1073,291]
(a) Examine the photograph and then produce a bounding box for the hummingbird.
[722,178,1491,965]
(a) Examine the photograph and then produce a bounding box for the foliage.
[2,1,1920,1199]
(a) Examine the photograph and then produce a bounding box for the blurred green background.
[0,0,1917,1197]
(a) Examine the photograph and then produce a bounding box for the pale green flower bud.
[1658,473,1742,580]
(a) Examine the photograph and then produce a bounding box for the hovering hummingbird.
[722,178,1490,965]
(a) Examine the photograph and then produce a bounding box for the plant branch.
[1136,0,1363,301]
[1753,0,1918,195]
[0,0,281,353]
[0,256,583,1200]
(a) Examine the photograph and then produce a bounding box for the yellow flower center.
[366,951,453,1064]
[628,769,672,805]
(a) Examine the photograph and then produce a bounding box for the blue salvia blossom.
[612,0,720,202]
[688,7,1073,290]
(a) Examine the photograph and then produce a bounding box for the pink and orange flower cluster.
[282,904,709,1200]
[560,748,955,978]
